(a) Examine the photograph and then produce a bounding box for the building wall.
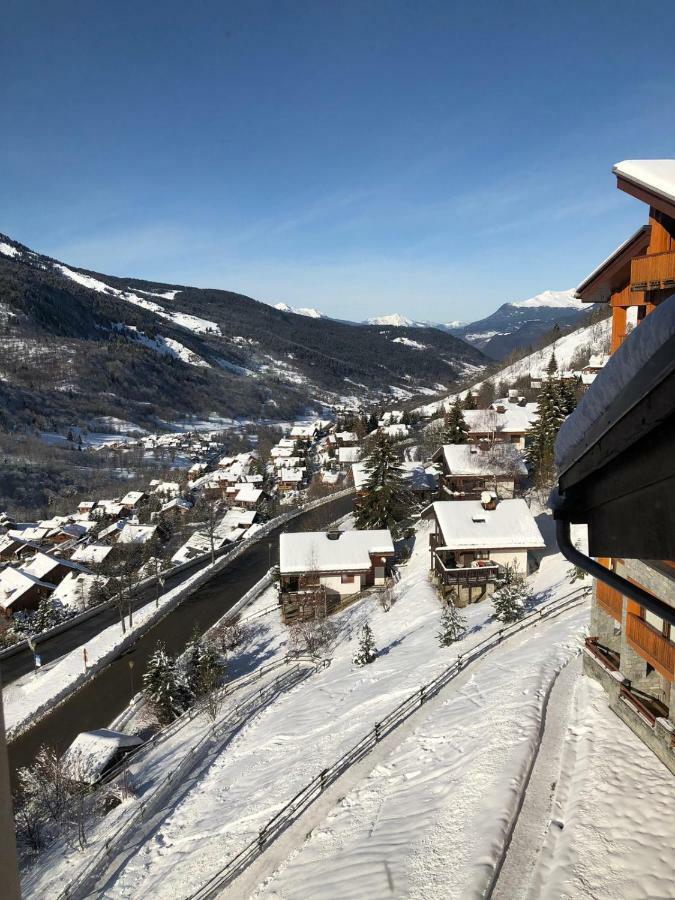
[319,573,366,597]
[489,549,528,572]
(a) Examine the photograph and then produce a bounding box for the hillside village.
[4,286,646,898]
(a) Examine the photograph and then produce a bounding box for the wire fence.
[59,656,324,899]
[186,585,591,899]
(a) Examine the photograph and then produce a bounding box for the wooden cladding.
[631,250,675,292]
[626,613,675,681]
[596,580,623,620]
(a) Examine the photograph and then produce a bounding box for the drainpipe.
[554,516,675,628]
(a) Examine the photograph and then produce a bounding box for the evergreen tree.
[142,642,186,724]
[493,566,531,623]
[183,631,221,700]
[526,368,568,488]
[438,599,466,646]
[33,596,70,633]
[462,392,477,410]
[353,622,378,666]
[366,412,378,433]
[546,350,558,376]
[355,434,410,538]
[442,397,468,445]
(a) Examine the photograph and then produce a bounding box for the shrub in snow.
[183,631,222,702]
[438,599,466,646]
[142,642,188,725]
[492,565,531,623]
[353,622,378,666]
[290,617,336,656]
[33,595,72,633]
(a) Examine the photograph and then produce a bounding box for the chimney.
[508,389,518,403]
[480,491,498,511]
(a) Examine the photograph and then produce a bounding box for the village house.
[77,500,97,516]
[278,529,395,623]
[277,468,304,492]
[117,523,158,545]
[432,444,527,500]
[232,483,263,510]
[426,496,545,606]
[69,543,114,567]
[399,462,438,505]
[120,490,148,511]
[334,431,359,447]
[336,446,361,468]
[21,551,91,587]
[558,158,675,772]
[463,400,538,450]
[0,567,56,616]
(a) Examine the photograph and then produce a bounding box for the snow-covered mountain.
[448,288,587,360]
[273,302,324,319]
[365,313,466,330]
[511,289,584,310]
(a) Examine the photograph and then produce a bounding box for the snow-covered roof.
[556,296,675,475]
[117,524,157,545]
[613,159,675,207]
[52,571,104,609]
[338,447,361,463]
[0,566,56,610]
[463,403,537,435]
[70,543,114,565]
[120,490,146,507]
[435,444,527,477]
[219,508,257,528]
[431,500,545,551]
[280,529,395,575]
[234,484,263,504]
[278,469,303,483]
[335,431,358,443]
[22,551,87,581]
[400,462,438,491]
[65,729,142,783]
[574,225,651,298]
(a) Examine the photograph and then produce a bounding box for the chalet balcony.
[584,636,620,671]
[596,580,623,621]
[630,250,675,292]
[626,613,675,678]
[433,552,500,587]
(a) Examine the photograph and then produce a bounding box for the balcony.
[433,553,500,586]
[596,580,623,621]
[626,613,675,679]
[630,250,675,292]
[585,636,620,671]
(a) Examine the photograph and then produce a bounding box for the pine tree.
[353,622,378,666]
[183,631,221,700]
[355,434,410,538]
[438,599,466,646]
[142,642,186,724]
[527,369,568,488]
[546,350,558,376]
[462,392,477,410]
[33,595,69,633]
[493,566,531,623]
[442,398,468,445]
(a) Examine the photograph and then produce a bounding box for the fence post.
[374,721,381,742]
[419,686,425,705]
[258,828,266,852]
[320,768,328,791]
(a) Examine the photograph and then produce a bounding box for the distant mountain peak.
[510,288,583,310]
[366,313,416,327]
[273,302,323,319]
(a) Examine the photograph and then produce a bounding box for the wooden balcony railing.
[596,580,623,621]
[433,553,500,586]
[584,636,620,671]
[631,250,675,292]
[626,613,675,679]
[620,684,657,726]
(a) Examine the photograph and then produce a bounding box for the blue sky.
[2,1,675,322]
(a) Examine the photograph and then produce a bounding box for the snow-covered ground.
[27,509,592,900]
[417,317,612,417]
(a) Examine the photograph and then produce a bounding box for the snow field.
[531,676,675,900]
[86,519,588,899]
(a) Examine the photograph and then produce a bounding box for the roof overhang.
[614,161,675,220]
[575,225,651,303]
[554,304,675,559]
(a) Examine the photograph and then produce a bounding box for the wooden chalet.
[278,529,395,623]
[557,158,675,773]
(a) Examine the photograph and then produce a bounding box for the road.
[6,493,353,783]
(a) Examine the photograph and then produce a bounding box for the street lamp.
[128,659,135,699]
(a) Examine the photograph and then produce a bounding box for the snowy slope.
[511,288,583,310]
[417,316,612,418]
[273,303,324,319]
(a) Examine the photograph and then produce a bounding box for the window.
[341,573,354,583]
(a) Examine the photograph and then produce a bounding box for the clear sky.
[2,0,675,322]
